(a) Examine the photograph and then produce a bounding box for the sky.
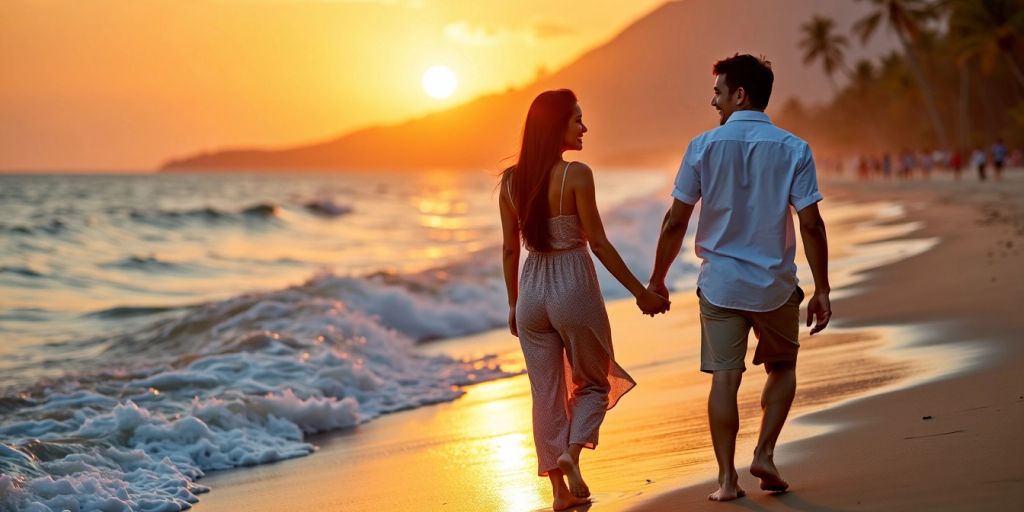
[0,0,667,171]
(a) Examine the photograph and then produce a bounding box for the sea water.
[0,169,688,511]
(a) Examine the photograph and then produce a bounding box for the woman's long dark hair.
[502,89,577,252]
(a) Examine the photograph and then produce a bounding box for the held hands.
[647,281,669,302]
[637,282,671,317]
[806,291,832,335]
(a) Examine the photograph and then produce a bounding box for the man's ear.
[734,86,747,107]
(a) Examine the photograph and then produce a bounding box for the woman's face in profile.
[562,103,587,151]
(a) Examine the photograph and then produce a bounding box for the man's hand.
[508,308,518,337]
[636,289,670,316]
[647,281,670,304]
[637,281,671,317]
[806,291,831,335]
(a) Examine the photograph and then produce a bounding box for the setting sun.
[422,65,457,99]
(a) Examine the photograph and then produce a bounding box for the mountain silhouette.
[161,0,882,172]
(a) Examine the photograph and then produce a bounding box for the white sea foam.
[0,289,512,511]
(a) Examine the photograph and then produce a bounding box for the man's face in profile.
[711,74,738,125]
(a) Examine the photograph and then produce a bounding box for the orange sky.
[0,0,667,171]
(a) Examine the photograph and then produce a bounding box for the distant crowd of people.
[824,139,1019,182]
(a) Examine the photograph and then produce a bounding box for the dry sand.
[193,170,1024,512]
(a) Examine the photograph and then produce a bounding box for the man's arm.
[797,203,831,334]
[648,198,695,299]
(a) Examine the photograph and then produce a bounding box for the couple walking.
[498,54,832,510]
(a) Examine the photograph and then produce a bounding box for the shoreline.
[628,172,1024,510]
[185,172,1024,511]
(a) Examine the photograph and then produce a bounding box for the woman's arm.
[572,163,669,314]
[498,178,521,335]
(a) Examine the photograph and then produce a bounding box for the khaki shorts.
[697,287,804,373]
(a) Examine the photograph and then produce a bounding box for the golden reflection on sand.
[451,378,549,511]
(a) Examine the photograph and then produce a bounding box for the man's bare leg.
[549,468,590,510]
[708,369,746,501]
[750,361,796,492]
[557,443,591,498]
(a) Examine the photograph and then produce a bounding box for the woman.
[971,148,987,181]
[499,89,669,510]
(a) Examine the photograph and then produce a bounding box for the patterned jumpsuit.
[511,162,636,476]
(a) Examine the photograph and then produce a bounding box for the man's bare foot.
[557,452,590,498]
[750,457,789,492]
[708,483,746,501]
[552,492,590,511]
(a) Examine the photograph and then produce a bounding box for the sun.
[422,65,457,99]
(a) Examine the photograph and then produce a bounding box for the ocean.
[0,169,686,511]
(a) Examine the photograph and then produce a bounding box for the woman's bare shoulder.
[565,161,594,186]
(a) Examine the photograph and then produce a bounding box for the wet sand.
[193,170,1024,511]
[630,171,1024,511]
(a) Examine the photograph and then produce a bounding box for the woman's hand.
[508,307,518,337]
[636,289,670,317]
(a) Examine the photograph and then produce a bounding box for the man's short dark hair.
[712,54,774,110]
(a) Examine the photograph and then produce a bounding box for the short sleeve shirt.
[673,110,822,311]
[993,143,1008,162]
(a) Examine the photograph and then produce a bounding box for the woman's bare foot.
[548,468,589,511]
[552,492,590,511]
[750,455,789,492]
[557,452,591,498]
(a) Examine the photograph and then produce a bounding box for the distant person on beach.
[647,54,831,502]
[992,139,1007,181]
[950,149,963,181]
[900,149,914,180]
[933,148,947,171]
[972,148,987,181]
[498,89,669,510]
[920,150,933,180]
[856,155,869,182]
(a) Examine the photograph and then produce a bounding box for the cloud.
[442,19,575,46]
[531,21,574,39]
[442,21,507,46]
[223,0,424,5]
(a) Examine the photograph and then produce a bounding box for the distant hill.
[161,0,885,172]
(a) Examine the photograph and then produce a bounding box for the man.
[648,54,831,501]
[992,138,1008,181]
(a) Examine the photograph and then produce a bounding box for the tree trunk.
[1002,51,1024,90]
[958,62,970,149]
[896,30,950,148]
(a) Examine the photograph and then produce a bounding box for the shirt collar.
[725,110,771,124]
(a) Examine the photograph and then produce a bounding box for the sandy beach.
[192,170,1024,512]
[630,172,1024,511]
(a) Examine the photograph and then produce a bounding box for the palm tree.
[851,59,876,87]
[947,0,1024,89]
[854,0,950,148]
[847,59,890,149]
[799,15,851,92]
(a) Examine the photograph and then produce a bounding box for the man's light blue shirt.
[673,110,822,312]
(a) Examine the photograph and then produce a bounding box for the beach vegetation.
[783,0,1023,153]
